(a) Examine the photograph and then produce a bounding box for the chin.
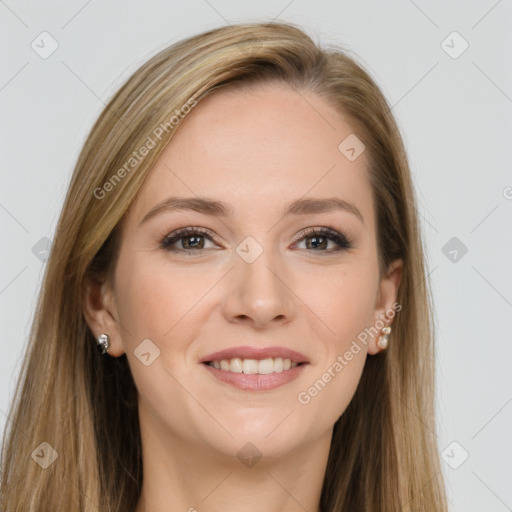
[195,414,311,461]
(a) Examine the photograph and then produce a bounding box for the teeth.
[258,358,274,374]
[207,357,301,374]
[230,357,243,373]
[242,359,258,374]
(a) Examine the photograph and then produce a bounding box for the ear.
[82,273,125,357]
[367,258,403,355]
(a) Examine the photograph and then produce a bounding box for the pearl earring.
[96,333,110,355]
[377,326,391,349]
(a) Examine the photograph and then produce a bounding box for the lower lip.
[202,363,308,391]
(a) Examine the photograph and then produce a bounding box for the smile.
[200,346,309,391]
[206,357,300,374]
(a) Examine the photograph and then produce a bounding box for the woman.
[0,21,448,511]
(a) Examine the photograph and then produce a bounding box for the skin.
[84,82,403,512]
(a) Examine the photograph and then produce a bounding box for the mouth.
[200,346,309,391]
[204,357,303,374]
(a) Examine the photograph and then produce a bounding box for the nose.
[222,245,294,329]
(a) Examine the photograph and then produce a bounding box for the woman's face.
[88,82,402,460]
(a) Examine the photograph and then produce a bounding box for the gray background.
[1,1,511,510]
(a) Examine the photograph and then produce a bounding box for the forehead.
[128,82,374,226]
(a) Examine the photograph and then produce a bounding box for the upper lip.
[200,345,310,364]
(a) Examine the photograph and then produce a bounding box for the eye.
[292,227,353,253]
[161,227,218,253]
[160,226,353,255]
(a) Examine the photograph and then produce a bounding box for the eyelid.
[160,225,354,256]
[291,226,353,252]
[160,226,221,250]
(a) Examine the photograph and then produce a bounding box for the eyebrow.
[140,196,364,225]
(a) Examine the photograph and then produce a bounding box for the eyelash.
[160,226,353,255]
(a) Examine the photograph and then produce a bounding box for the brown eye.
[293,227,353,253]
[161,227,217,252]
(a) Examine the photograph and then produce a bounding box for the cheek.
[114,252,212,342]
[290,255,378,420]
[112,255,215,421]
[296,259,379,349]
[294,267,377,430]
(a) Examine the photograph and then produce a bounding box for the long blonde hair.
[0,21,448,511]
